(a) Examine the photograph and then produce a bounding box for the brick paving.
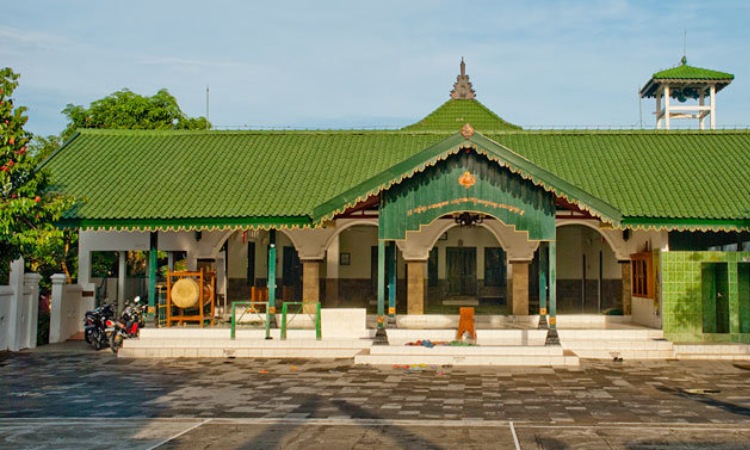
[3,342,750,448]
[1,342,750,423]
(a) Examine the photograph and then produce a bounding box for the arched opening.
[333,224,383,310]
[424,222,508,314]
[222,229,300,303]
[555,223,623,314]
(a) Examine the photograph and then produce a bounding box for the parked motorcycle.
[109,296,146,353]
[83,303,115,351]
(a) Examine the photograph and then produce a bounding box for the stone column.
[302,260,322,314]
[49,273,68,344]
[511,261,530,316]
[326,235,340,306]
[621,261,632,315]
[7,258,24,351]
[407,261,426,315]
[24,273,42,349]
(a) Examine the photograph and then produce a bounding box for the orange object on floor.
[457,307,476,341]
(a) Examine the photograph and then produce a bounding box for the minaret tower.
[640,56,734,130]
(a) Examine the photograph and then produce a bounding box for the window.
[631,252,654,298]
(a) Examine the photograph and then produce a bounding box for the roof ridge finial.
[451,57,476,100]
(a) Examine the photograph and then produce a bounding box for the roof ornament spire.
[450,57,476,100]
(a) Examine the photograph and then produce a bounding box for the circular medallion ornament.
[461,123,475,139]
[459,171,476,189]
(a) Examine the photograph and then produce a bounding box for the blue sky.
[3,0,749,137]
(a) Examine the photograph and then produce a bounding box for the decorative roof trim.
[59,216,313,232]
[620,217,750,233]
[311,131,624,226]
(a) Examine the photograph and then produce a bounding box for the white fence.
[0,258,41,352]
[49,274,89,344]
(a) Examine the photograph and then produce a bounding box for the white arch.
[207,228,298,259]
[322,218,379,252]
[556,219,628,261]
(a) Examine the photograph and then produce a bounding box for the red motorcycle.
[109,296,147,353]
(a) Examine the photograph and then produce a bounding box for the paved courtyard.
[2,342,750,449]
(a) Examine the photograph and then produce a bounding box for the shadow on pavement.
[656,385,750,417]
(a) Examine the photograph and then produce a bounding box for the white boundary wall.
[49,273,85,344]
[0,258,41,351]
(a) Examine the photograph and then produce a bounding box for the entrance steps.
[557,329,674,359]
[673,343,750,360]
[118,328,371,359]
[353,329,579,367]
[354,345,578,367]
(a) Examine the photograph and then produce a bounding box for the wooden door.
[447,247,477,296]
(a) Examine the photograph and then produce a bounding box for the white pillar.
[699,91,706,130]
[664,85,671,130]
[327,235,340,279]
[49,273,67,344]
[710,84,717,129]
[7,258,24,351]
[656,90,662,129]
[326,235,340,304]
[24,273,42,349]
[118,251,126,312]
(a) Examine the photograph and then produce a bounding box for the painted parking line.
[4,418,750,450]
[144,418,211,450]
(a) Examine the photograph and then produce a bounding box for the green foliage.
[0,67,75,282]
[29,134,62,162]
[62,88,210,140]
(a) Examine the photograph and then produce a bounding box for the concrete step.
[557,329,664,340]
[567,349,675,359]
[560,339,673,351]
[674,344,750,360]
[385,329,548,346]
[557,329,672,359]
[124,337,371,349]
[118,346,367,359]
[355,344,579,366]
[120,334,372,359]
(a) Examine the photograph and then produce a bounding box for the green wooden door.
[447,247,477,296]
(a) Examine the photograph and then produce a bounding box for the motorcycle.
[83,303,115,351]
[109,296,147,353]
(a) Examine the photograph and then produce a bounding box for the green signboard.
[379,150,555,240]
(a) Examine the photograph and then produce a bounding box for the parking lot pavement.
[2,344,750,448]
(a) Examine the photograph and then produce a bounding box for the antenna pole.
[683,29,687,58]
[205,84,210,129]
[638,85,643,129]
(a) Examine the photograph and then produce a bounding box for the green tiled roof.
[402,99,521,132]
[490,131,750,228]
[640,58,734,98]
[42,128,750,232]
[42,130,450,230]
[652,62,734,81]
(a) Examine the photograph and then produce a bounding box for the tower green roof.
[641,56,734,98]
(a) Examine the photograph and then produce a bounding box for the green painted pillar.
[268,229,277,323]
[388,241,397,325]
[148,231,158,324]
[545,240,560,345]
[374,239,388,344]
[538,241,548,330]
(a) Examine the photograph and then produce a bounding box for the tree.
[61,88,210,141]
[0,67,74,283]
